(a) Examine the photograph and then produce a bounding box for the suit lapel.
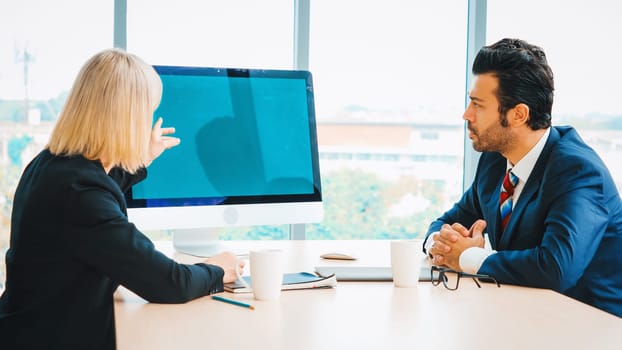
[498,176,541,248]
[497,128,561,249]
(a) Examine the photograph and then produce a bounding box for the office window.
[307,1,468,239]
[487,0,622,191]
[0,0,112,288]
[127,0,293,69]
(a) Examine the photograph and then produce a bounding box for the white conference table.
[114,240,622,350]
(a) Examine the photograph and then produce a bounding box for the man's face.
[463,73,512,153]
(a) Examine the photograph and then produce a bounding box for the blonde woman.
[0,49,243,349]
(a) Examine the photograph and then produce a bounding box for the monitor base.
[172,228,221,257]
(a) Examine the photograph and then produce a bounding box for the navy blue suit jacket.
[425,126,622,317]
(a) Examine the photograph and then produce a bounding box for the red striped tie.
[499,169,518,232]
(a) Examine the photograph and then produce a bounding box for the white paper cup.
[391,240,423,287]
[249,249,285,300]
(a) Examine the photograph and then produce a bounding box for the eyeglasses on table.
[430,265,501,290]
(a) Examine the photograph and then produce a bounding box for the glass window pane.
[308,0,468,239]
[487,0,622,190]
[127,0,294,69]
[0,0,113,288]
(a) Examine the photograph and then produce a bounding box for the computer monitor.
[126,65,323,256]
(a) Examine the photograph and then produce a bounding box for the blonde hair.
[48,48,162,173]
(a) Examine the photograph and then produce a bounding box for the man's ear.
[509,103,530,126]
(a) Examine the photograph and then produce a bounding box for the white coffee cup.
[249,249,285,300]
[390,240,423,287]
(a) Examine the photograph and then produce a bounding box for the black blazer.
[0,150,224,349]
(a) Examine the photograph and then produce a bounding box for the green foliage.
[195,169,451,241]
[311,170,386,239]
[8,135,33,167]
[0,100,24,122]
[141,167,450,242]
[41,91,68,121]
[1,164,20,211]
[0,90,67,122]
[305,169,446,240]
[0,152,448,245]
[0,163,22,289]
[219,225,288,240]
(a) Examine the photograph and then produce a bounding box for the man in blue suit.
[425,38,622,317]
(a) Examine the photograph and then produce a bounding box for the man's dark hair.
[472,38,554,130]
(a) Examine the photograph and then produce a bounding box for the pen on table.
[212,295,255,310]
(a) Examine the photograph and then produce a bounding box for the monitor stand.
[172,228,221,257]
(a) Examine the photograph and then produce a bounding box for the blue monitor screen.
[126,66,322,208]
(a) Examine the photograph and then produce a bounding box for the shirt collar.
[507,127,551,183]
